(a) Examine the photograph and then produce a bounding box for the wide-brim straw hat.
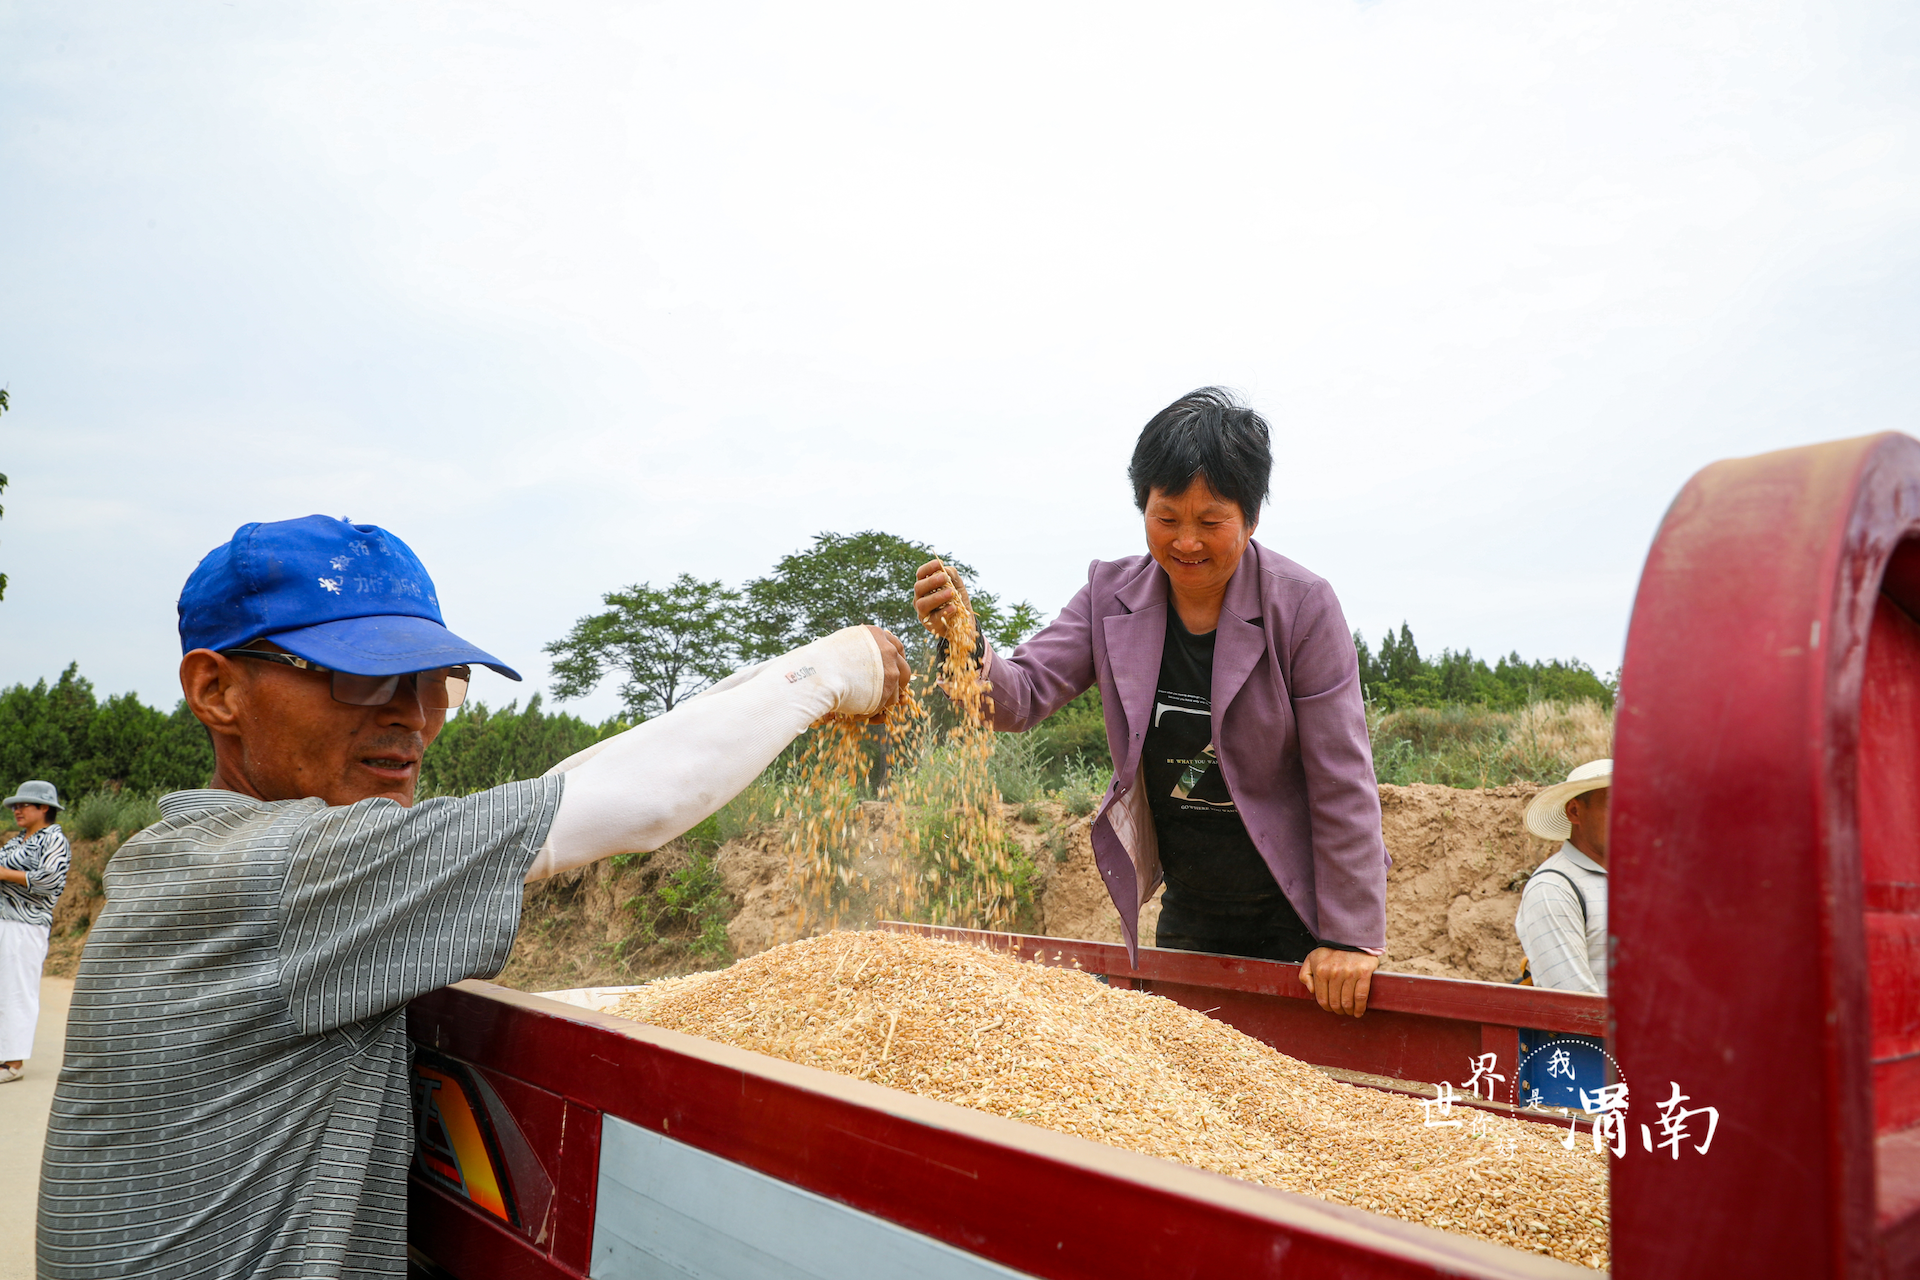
[1524,759,1612,842]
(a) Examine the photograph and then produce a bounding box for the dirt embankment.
[1376,782,1554,981]
[42,836,113,979]
[41,782,1558,990]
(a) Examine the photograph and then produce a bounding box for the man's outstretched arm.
[525,625,905,880]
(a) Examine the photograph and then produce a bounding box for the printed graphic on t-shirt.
[1150,689,1236,814]
[1173,743,1218,800]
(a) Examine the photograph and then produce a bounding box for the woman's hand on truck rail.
[1300,947,1378,1018]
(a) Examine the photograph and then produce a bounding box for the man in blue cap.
[37,515,908,1280]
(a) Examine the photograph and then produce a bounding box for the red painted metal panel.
[544,1101,601,1276]
[1875,1058,1920,1139]
[410,1180,583,1280]
[1861,590,1920,1141]
[466,1067,564,1245]
[1482,1026,1523,1084]
[1612,434,1920,1280]
[412,982,1590,1280]
[880,924,1605,1037]
[1877,1129,1920,1274]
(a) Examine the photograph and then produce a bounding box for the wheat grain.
[613,930,1609,1270]
[784,571,1026,935]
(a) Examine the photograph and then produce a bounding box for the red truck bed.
[408,966,1597,1280]
[407,432,1920,1279]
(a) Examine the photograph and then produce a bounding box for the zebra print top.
[0,822,69,928]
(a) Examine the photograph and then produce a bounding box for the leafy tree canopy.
[0,664,214,799]
[418,693,624,796]
[740,531,1038,667]
[544,574,741,721]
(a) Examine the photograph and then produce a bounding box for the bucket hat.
[1524,759,1611,841]
[3,780,61,812]
[178,516,522,680]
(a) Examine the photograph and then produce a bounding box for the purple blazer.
[982,539,1387,961]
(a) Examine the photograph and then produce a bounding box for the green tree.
[0,664,97,798]
[0,665,214,799]
[545,574,741,720]
[127,701,216,793]
[740,531,1037,666]
[1354,622,1612,711]
[419,694,622,796]
[70,692,168,795]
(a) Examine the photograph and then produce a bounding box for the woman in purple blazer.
[914,388,1387,1017]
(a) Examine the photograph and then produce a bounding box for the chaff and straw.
[780,571,1024,934]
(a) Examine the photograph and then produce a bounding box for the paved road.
[0,978,74,1280]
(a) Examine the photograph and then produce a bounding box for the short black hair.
[1127,387,1272,523]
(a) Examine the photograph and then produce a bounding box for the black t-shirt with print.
[1142,608,1285,900]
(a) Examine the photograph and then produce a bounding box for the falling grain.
[785,569,1026,933]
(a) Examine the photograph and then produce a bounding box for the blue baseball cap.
[178,515,523,680]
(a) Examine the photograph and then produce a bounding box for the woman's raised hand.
[913,559,971,639]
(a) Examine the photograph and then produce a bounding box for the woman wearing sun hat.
[0,779,71,1082]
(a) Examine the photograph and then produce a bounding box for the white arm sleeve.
[524,627,885,882]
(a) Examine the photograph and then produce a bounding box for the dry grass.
[613,930,1610,1270]
[1508,699,1613,769]
[1371,698,1613,789]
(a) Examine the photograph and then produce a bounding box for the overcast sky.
[4,1,1917,723]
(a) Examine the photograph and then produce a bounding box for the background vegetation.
[0,664,214,802]
[1356,622,1614,711]
[0,535,1614,843]
[3,559,1614,981]
[545,531,1040,721]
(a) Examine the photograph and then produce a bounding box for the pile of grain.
[613,931,1609,1269]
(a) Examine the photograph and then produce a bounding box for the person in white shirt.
[1515,759,1610,995]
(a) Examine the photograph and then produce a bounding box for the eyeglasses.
[220,648,471,709]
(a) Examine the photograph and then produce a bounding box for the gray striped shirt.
[1514,843,1608,995]
[37,781,563,1280]
[0,823,70,927]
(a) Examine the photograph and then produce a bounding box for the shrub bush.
[989,732,1048,805]
[1368,698,1613,788]
[1058,760,1108,817]
[68,790,162,842]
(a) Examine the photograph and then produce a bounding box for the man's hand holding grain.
[864,625,912,721]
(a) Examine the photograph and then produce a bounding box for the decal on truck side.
[412,1053,521,1226]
